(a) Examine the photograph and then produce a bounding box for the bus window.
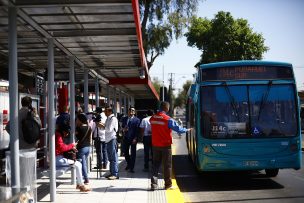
[249,85,297,137]
[201,86,249,138]
[200,84,297,139]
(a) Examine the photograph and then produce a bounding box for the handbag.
[63,126,90,160]
[63,148,77,161]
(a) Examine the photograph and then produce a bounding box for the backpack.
[22,111,41,144]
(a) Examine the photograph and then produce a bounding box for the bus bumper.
[198,153,301,171]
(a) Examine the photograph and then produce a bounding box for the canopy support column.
[47,38,56,202]
[8,6,20,195]
[69,56,75,143]
[84,68,89,113]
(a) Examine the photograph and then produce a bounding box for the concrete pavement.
[36,143,183,203]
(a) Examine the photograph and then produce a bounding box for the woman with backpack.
[75,113,92,185]
[55,122,91,192]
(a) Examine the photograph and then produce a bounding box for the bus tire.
[265,169,279,177]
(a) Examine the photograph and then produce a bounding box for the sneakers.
[76,185,91,192]
[102,164,107,169]
[150,184,157,191]
[107,175,119,180]
[84,179,89,185]
[79,185,91,192]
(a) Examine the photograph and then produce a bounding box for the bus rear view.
[187,61,302,177]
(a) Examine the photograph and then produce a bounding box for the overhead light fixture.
[0,80,9,87]
[139,69,145,79]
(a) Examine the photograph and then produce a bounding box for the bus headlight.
[203,145,211,153]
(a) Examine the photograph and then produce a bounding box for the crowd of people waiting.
[6,96,191,193]
[55,102,191,192]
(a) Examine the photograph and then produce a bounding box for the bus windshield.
[201,84,298,139]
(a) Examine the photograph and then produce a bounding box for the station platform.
[36,143,184,203]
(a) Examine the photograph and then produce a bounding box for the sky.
[149,0,304,92]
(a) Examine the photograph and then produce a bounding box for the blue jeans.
[106,139,118,177]
[94,139,108,167]
[56,155,83,185]
[77,146,91,180]
[101,141,108,165]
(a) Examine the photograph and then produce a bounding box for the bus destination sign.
[200,66,293,81]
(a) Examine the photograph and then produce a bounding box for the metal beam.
[113,87,116,115]
[52,29,136,37]
[109,77,148,85]
[39,21,134,25]
[95,77,99,108]
[124,94,127,115]
[84,68,89,113]
[47,38,56,202]
[69,56,76,143]
[16,8,84,67]
[15,0,130,7]
[29,12,133,17]
[8,6,20,195]
[107,85,110,105]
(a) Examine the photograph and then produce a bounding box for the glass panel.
[201,84,298,139]
[249,85,297,137]
[201,86,249,138]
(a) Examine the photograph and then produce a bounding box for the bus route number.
[211,123,227,135]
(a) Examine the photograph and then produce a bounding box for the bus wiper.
[257,80,273,121]
[223,82,240,122]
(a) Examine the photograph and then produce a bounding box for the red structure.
[57,84,69,113]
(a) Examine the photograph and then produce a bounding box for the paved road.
[172,134,304,203]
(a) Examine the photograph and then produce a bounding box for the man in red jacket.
[150,101,191,190]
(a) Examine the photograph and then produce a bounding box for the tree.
[185,11,269,65]
[139,0,200,69]
[151,77,163,95]
[174,80,192,108]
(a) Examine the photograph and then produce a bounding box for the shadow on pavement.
[173,154,284,192]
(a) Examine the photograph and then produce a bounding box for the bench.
[41,165,76,185]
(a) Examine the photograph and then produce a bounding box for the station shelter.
[0,0,159,201]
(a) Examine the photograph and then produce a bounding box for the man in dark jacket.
[121,106,140,173]
[6,96,41,149]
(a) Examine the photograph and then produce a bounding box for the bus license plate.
[243,161,259,167]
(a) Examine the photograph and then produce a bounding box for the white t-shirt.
[139,116,152,136]
[105,114,118,143]
[91,112,107,141]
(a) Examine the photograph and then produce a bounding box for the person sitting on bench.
[55,122,91,192]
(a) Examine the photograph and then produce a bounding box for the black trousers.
[123,138,137,170]
[143,136,152,168]
[151,146,172,188]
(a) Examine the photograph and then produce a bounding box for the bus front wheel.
[265,169,279,177]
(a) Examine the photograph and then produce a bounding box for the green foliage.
[139,0,200,68]
[185,11,269,65]
[174,80,192,108]
[152,77,163,95]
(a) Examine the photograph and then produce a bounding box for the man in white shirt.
[91,107,108,169]
[104,105,119,180]
[139,109,153,171]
